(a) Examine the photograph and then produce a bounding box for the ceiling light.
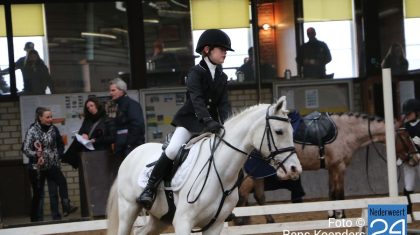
[81,32,117,39]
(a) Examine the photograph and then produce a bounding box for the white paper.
[75,134,95,150]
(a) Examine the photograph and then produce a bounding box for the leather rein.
[189,104,296,232]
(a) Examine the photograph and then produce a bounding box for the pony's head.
[253,96,302,180]
[395,128,420,166]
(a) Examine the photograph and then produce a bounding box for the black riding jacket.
[172,59,231,133]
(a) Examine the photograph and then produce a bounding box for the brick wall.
[0,102,22,161]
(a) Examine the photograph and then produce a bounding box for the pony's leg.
[253,178,275,224]
[172,216,194,235]
[234,176,254,225]
[118,197,141,235]
[136,215,168,235]
[328,164,346,219]
[202,223,225,235]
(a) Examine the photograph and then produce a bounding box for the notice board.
[273,79,353,115]
[140,87,186,143]
[19,90,139,163]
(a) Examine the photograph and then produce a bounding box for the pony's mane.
[226,103,268,123]
[328,112,384,122]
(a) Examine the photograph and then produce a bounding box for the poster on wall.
[19,90,139,163]
[140,87,186,143]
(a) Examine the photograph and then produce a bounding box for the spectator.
[22,107,77,221]
[147,40,180,72]
[63,97,116,168]
[399,98,420,214]
[296,27,332,78]
[236,47,276,82]
[0,42,53,94]
[109,78,145,158]
[381,43,409,75]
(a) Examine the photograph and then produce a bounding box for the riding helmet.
[195,29,234,53]
[402,98,420,114]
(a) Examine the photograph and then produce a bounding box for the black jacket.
[114,95,145,157]
[296,38,332,78]
[63,115,116,168]
[172,59,231,133]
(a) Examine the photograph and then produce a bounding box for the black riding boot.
[404,189,414,214]
[137,153,173,210]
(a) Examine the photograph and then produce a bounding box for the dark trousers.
[28,167,45,222]
[44,167,70,220]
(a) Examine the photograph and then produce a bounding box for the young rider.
[137,29,233,210]
[401,98,420,213]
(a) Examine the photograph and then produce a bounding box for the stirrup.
[137,188,156,210]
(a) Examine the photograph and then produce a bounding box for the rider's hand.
[413,136,420,146]
[203,118,223,133]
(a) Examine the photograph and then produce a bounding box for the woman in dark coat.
[138,29,233,210]
[63,97,116,168]
[22,50,54,95]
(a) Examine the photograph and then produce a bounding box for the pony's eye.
[275,129,283,135]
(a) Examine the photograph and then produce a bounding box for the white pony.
[106,96,302,235]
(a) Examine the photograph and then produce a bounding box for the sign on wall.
[139,87,186,143]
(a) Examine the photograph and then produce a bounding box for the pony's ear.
[274,96,289,114]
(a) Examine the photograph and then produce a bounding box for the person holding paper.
[63,97,116,168]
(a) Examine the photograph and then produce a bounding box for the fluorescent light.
[81,32,117,39]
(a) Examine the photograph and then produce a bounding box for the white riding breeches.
[403,163,420,191]
[164,127,193,160]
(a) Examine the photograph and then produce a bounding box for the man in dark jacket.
[296,27,332,78]
[109,78,145,158]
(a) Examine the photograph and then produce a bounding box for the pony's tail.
[106,177,119,235]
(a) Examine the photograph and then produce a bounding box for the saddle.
[145,132,210,223]
[293,111,337,168]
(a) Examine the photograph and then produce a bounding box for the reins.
[188,129,245,233]
[188,104,296,232]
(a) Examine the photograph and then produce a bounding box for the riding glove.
[203,118,223,133]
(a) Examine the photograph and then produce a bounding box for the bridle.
[188,104,297,232]
[395,128,419,165]
[219,104,296,172]
[257,105,296,173]
[367,119,419,164]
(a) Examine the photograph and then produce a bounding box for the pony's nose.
[291,166,297,172]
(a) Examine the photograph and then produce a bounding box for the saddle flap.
[294,111,337,146]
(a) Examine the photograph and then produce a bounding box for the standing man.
[1,42,35,75]
[296,27,332,78]
[109,78,145,158]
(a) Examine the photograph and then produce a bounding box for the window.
[0,5,10,95]
[303,21,357,78]
[302,0,356,79]
[1,2,131,96]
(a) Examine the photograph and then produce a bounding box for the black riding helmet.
[402,98,420,115]
[195,29,234,53]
